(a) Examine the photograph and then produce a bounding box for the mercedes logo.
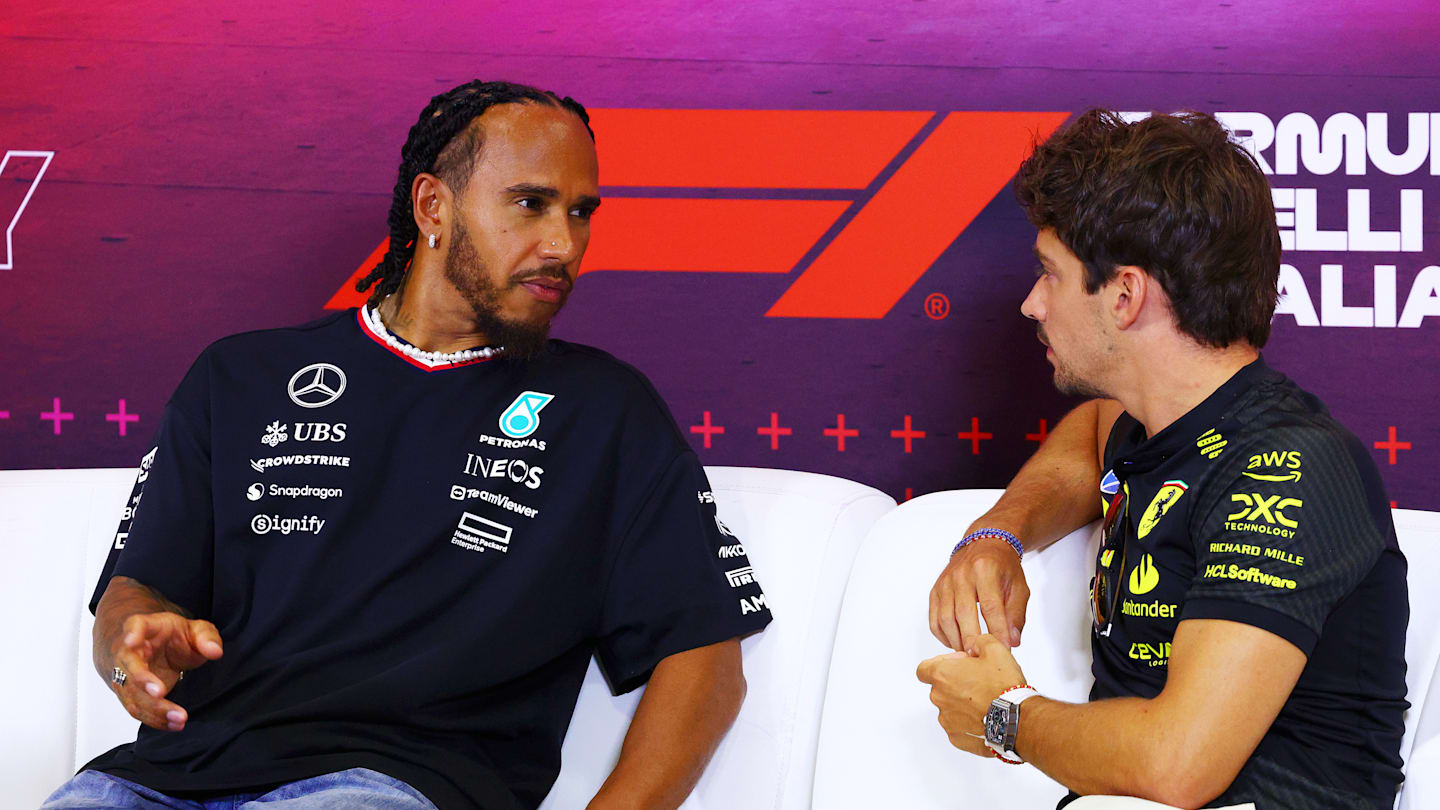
[287,363,347,409]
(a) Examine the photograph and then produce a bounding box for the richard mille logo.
[288,363,347,409]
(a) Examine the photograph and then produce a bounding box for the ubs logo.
[288,363,347,409]
[294,422,347,442]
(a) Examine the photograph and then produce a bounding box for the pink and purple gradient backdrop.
[2,0,1437,506]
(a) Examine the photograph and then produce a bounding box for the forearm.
[1017,694,1230,808]
[92,576,189,678]
[588,641,745,810]
[968,400,1105,551]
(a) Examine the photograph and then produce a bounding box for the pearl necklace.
[362,304,502,367]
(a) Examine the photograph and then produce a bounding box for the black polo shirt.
[1092,357,1407,809]
[85,309,772,810]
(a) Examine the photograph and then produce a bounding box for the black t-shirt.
[85,309,772,810]
[1090,357,1407,809]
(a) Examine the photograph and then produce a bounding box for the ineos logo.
[287,363,347,409]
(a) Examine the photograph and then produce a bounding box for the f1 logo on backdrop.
[1,150,55,270]
[325,111,1068,319]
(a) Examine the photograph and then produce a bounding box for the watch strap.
[985,685,1040,763]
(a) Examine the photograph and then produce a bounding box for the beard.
[1040,324,1112,399]
[442,217,563,362]
[1052,364,1112,399]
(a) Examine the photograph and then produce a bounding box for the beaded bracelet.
[951,528,1024,560]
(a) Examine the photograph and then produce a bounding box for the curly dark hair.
[356,80,594,305]
[1014,109,1280,348]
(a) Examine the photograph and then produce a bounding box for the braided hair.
[356,80,594,304]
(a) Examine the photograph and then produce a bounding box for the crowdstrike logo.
[250,454,351,473]
[324,110,1071,319]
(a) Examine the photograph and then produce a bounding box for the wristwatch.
[983,685,1040,763]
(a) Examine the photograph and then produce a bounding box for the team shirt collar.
[1112,355,1271,476]
[355,306,498,372]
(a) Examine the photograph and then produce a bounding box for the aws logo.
[325,110,1070,319]
[1243,450,1303,482]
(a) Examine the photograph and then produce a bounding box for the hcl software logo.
[325,110,1068,319]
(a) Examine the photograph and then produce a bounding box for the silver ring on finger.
[111,666,128,687]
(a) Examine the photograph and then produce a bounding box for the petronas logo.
[1128,554,1160,595]
[499,391,555,438]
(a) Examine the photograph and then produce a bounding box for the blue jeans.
[40,768,437,809]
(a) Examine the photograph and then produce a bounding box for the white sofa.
[2,468,1436,809]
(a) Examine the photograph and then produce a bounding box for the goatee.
[442,220,558,362]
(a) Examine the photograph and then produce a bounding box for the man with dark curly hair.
[41,80,771,810]
[921,110,1406,810]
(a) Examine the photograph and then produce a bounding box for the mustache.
[1037,325,1049,347]
[512,268,572,289]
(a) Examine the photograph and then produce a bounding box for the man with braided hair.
[43,80,771,810]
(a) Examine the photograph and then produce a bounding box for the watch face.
[984,701,1008,746]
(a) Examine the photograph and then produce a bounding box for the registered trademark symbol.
[924,292,950,320]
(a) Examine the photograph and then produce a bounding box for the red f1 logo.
[325,110,1068,319]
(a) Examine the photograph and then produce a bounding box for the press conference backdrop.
[2,1,1436,508]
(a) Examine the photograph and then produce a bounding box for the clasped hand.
[916,634,1028,757]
